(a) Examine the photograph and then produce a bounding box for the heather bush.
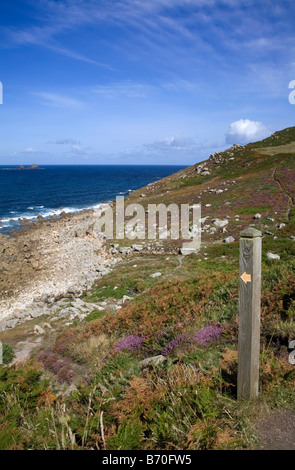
[161,333,190,357]
[38,351,76,384]
[57,364,73,383]
[114,335,145,353]
[54,328,78,354]
[161,325,224,357]
[193,325,224,346]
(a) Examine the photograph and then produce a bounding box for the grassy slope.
[1,127,295,450]
[126,125,295,240]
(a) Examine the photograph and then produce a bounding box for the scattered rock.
[34,325,45,335]
[140,355,166,368]
[131,244,143,252]
[118,295,132,305]
[200,216,208,225]
[150,272,162,278]
[5,319,18,329]
[29,309,45,319]
[96,266,111,276]
[223,236,235,244]
[180,247,198,256]
[119,246,131,255]
[67,286,78,295]
[267,252,280,260]
[212,218,228,228]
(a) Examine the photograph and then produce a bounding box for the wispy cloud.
[2,1,110,66]
[93,81,151,99]
[0,1,247,69]
[145,135,201,153]
[143,135,222,163]
[3,0,294,76]
[71,144,91,155]
[32,92,84,108]
[53,138,81,145]
[5,26,110,67]
[22,147,48,156]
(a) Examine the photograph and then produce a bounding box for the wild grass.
[67,334,112,366]
[235,205,270,215]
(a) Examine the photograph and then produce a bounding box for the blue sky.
[0,0,294,165]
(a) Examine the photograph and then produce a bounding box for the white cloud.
[24,147,38,153]
[226,119,271,145]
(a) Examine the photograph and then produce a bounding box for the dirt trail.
[273,168,294,219]
[256,409,295,450]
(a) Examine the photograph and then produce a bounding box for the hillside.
[125,125,295,246]
[1,126,295,450]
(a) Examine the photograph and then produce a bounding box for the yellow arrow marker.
[240,271,252,284]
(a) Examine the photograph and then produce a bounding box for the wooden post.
[237,227,262,400]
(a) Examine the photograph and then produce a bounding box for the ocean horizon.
[0,164,186,233]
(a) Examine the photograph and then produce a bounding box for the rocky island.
[14,163,41,170]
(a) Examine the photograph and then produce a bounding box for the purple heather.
[114,334,145,352]
[161,325,224,356]
[193,325,224,346]
[161,333,190,357]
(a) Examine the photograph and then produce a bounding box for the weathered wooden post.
[237,227,262,400]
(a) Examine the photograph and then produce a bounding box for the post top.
[240,227,262,238]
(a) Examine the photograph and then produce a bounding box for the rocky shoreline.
[0,207,122,331]
[0,204,173,332]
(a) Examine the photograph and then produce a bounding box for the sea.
[0,165,186,233]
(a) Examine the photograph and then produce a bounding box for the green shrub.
[1,343,14,365]
[85,310,106,322]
